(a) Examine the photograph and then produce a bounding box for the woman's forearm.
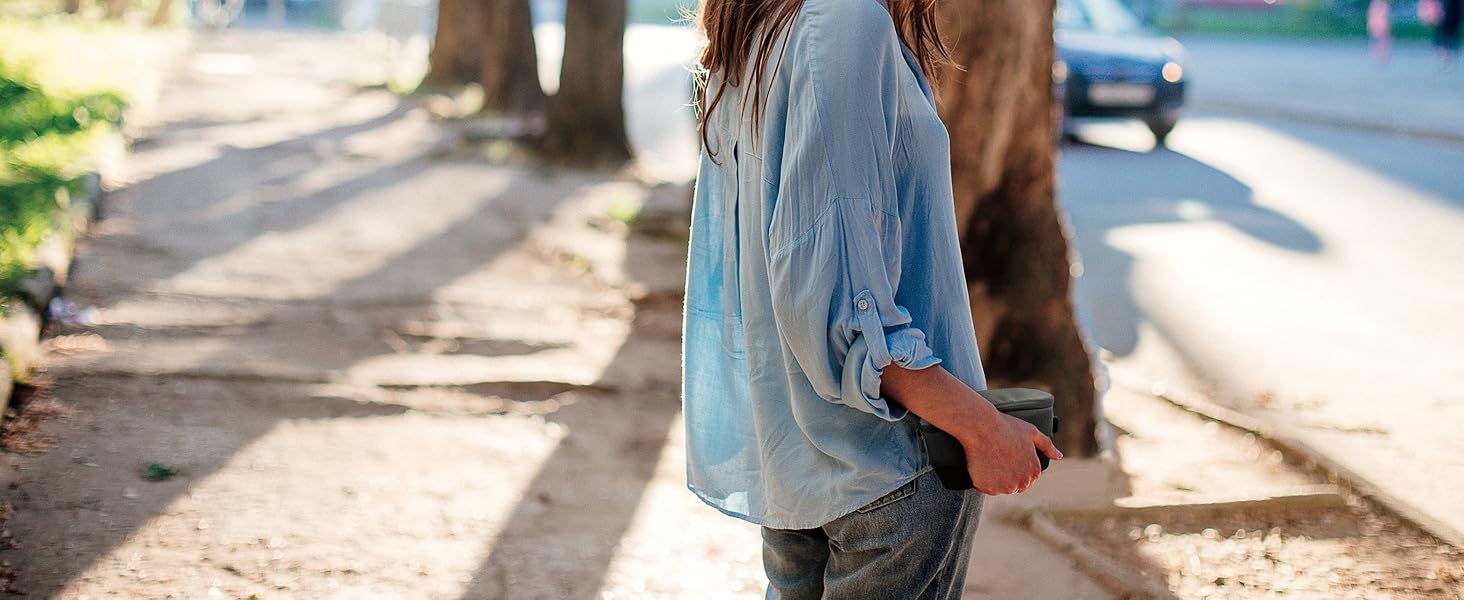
[882,363,1063,495]
[880,364,1001,446]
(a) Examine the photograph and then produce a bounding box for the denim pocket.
[855,478,918,514]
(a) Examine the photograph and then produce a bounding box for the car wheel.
[1146,116,1177,147]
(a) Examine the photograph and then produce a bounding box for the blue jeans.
[761,469,985,599]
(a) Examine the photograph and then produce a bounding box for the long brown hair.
[693,0,951,160]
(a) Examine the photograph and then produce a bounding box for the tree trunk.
[150,0,173,26]
[538,0,631,166]
[425,0,485,89]
[936,0,1099,456]
[479,0,545,116]
[104,0,127,19]
[63,0,83,14]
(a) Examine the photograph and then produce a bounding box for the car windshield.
[1056,0,1145,34]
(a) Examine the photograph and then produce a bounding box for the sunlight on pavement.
[1070,115,1464,544]
[597,413,767,599]
[160,170,514,299]
[190,52,259,77]
[55,414,562,599]
[344,341,623,388]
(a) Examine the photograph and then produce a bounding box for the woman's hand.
[959,413,1063,496]
[881,365,1064,495]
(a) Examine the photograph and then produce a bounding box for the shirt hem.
[688,465,934,531]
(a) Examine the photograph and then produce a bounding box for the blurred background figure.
[1368,0,1392,63]
[1435,0,1463,61]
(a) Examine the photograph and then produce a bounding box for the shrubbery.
[0,18,137,301]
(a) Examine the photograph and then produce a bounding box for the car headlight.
[1162,61,1183,83]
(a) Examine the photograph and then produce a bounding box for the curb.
[1194,98,1464,145]
[1025,510,1179,600]
[1110,372,1464,550]
[1023,486,1348,599]
[0,172,103,428]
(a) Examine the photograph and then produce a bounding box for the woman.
[681,0,1063,597]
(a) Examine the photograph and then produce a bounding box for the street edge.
[1110,371,1464,550]
[1193,98,1464,145]
[1020,486,1351,599]
[1023,510,1180,600]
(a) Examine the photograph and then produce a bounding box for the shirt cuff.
[841,292,942,422]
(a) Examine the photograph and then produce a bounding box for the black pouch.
[918,388,1060,491]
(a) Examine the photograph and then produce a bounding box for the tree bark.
[150,0,173,26]
[104,0,127,19]
[425,0,485,89]
[538,0,631,166]
[936,0,1099,456]
[479,0,545,116]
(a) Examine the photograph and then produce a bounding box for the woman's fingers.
[1033,428,1064,461]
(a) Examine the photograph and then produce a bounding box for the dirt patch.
[1051,501,1464,599]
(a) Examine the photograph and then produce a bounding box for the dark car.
[1056,0,1187,144]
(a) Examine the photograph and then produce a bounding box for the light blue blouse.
[682,0,988,530]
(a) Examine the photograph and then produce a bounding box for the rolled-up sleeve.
[765,6,940,421]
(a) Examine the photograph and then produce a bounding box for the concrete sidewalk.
[1179,36,1464,141]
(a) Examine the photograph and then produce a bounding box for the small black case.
[918,388,1060,491]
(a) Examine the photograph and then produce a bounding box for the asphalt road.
[1061,114,1464,542]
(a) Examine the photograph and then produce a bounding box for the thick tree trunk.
[936,0,1099,456]
[63,0,83,14]
[425,0,485,89]
[104,0,127,19]
[538,0,631,165]
[479,0,545,116]
[150,0,174,26]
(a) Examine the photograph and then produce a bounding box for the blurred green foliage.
[0,17,149,300]
[1145,0,1437,38]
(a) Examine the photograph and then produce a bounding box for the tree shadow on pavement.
[1059,140,1323,358]
[4,166,589,595]
[74,97,434,302]
[458,187,691,600]
[0,377,410,594]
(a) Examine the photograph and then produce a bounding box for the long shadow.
[458,188,690,599]
[77,96,430,303]
[1059,139,1323,358]
[1232,116,1464,212]
[4,167,592,594]
[1,376,410,593]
